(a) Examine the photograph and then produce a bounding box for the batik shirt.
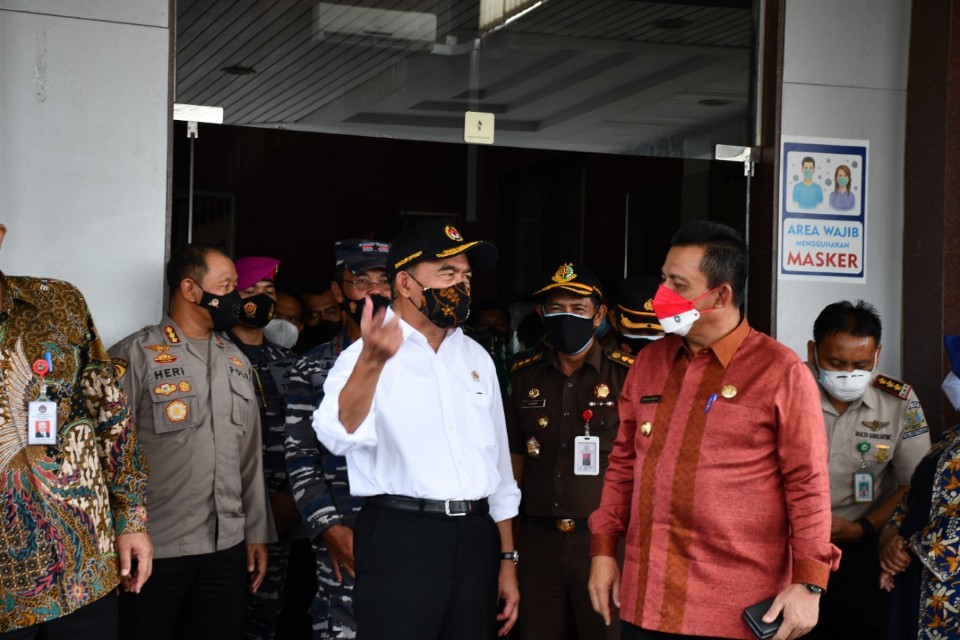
[284,329,360,539]
[0,275,148,632]
[887,425,960,639]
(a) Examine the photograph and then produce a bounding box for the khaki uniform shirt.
[506,343,633,518]
[810,364,932,521]
[110,317,274,558]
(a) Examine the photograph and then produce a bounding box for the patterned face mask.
[408,273,471,328]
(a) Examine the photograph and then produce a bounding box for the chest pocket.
[150,377,198,434]
[228,369,257,435]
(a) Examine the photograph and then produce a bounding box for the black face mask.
[542,312,596,355]
[238,293,276,328]
[420,282,471,328]
[199,289,244,332]
[407,273,472,329]
[344,294,391,326]
[295,320,342,353]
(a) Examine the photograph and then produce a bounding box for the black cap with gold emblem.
[532,262,603,301]
[387,221,498,277]
[615,276,662,333]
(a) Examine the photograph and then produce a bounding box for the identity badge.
[27,401,57,445]
[853,471,874,503]
[574,436,599,476]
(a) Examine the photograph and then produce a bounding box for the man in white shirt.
[313,221,521,640]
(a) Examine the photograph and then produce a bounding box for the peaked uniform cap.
[387,221,497,276]
[616,276,662,332]
[532,262,603,299]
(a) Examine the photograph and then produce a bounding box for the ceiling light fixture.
[220,65,256,76]
[652,18,692,30]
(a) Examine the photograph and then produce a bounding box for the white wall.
[776,0,910,375]
[0,1,169,347]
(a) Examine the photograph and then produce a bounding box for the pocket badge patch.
[166,400,188,423]
[154,383,177,396]
[526,436,542,458]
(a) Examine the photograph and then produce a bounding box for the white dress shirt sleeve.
[487,374,521,523]
[312,339,379,455]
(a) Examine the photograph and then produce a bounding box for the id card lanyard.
[853,440,874,503]
[27,353,57,445]
[574,409,599,476]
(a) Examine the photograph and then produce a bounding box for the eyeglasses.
[342,277,391,294]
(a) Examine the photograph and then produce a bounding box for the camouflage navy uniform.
[229,334,299,640]
[284,327,361,639]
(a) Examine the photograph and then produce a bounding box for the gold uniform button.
[640,421,652,437]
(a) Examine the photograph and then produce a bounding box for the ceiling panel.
[176,0,754,157]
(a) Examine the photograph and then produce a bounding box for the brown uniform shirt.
[507,343,632,519]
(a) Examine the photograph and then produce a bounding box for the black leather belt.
[527,517,589,533]
[366,494,489,517]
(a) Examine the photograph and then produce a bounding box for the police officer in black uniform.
[507,262,632,640]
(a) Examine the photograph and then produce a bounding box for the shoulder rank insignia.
[164,325,181,344]
[230,356,245,367]
[510,352,543,373]
[112,358,129,381]
[608,350,635,367]
[144,344,169,353]
[874,375,911,400]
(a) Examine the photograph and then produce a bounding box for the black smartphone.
[742,596,783,640]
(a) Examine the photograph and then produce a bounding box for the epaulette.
[873,374,911,400]
[510,352,543,373]
[608,350,635,367]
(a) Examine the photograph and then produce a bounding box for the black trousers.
[118,543,248,640]
[518,522,619,640]
[806,539,887,640]
[353,503,501,640]
[0,591,117,640]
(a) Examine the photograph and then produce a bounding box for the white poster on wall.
[778,136,868,282]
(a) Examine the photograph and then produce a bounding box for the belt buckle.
[444,500,467,516]
[556,518,576,533]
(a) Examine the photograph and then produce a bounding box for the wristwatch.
[500,550,519,565]
[803,583,824,595]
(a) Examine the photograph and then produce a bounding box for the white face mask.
[942,371,960,412]
[816,348,877,402]
[263,318,299,350]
